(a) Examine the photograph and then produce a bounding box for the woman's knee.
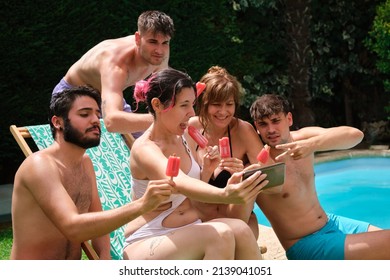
[206,222,235,242]
[220,218,251,232]
[203,222,236,258]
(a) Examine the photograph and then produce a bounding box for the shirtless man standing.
[52,10,174,136]
[250,93,390,260]
[11,86,173,259]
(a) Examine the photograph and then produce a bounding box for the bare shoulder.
[130,135,165,178]
[15,150,59,188]
[81,153,94,170]
[83,36,136,65]
[19,150,56,172]
[235,118,260,139]
[237,118,257,131]
[92,35,135,51]
[131,135,159,160]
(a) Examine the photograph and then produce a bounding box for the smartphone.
[242,162,285,189]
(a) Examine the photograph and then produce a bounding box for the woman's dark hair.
[134,68,196,117]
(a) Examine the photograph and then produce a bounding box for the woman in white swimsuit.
[123,68,267,260]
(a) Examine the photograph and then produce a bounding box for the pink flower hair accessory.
[134,80,150,103]
[196,82,206,97]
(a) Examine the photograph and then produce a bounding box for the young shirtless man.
[250,93,390,260]
[11,86,174,259]
[52,10,174,136]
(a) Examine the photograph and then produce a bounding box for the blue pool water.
[254,157,390,228]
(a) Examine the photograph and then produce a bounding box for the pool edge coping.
[315,149,390,163]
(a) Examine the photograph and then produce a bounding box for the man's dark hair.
[137,10,175,38]
[250,93,291,121]
[49,85,101,138]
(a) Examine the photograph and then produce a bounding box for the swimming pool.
[254,156,390,228]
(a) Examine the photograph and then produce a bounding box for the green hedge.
[1,0,388,183]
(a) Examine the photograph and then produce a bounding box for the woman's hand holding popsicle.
[218,137,244,174]
[200,145,221,181]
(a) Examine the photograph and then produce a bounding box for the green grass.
[0,226,13,260]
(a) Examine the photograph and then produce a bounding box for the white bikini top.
[131,136,201,202]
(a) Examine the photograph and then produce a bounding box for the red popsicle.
[219,137,231,158]
[188,125,208,149]
[257,144,270,163]
[166,154,180,179]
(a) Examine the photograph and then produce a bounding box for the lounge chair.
[10,120,134,260]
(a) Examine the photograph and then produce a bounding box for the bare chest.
[61,168,92,213]
[260,157,315,202]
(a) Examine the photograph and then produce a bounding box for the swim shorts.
[286,213,369,260]
[52,78,73,97]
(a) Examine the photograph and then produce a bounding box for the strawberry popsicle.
[188,125,208,149]
[219,137,231,158]
[256,144,270,163]
[166,154,180,179]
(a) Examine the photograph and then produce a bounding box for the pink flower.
[134,80,150,103]
[196,82,206,97]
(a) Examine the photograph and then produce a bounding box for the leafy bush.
[1,0,389,183]
[366,0,390,118]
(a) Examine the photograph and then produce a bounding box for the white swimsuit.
[123,136,201,248]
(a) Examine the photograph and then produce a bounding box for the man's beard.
[63,119,101,149]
